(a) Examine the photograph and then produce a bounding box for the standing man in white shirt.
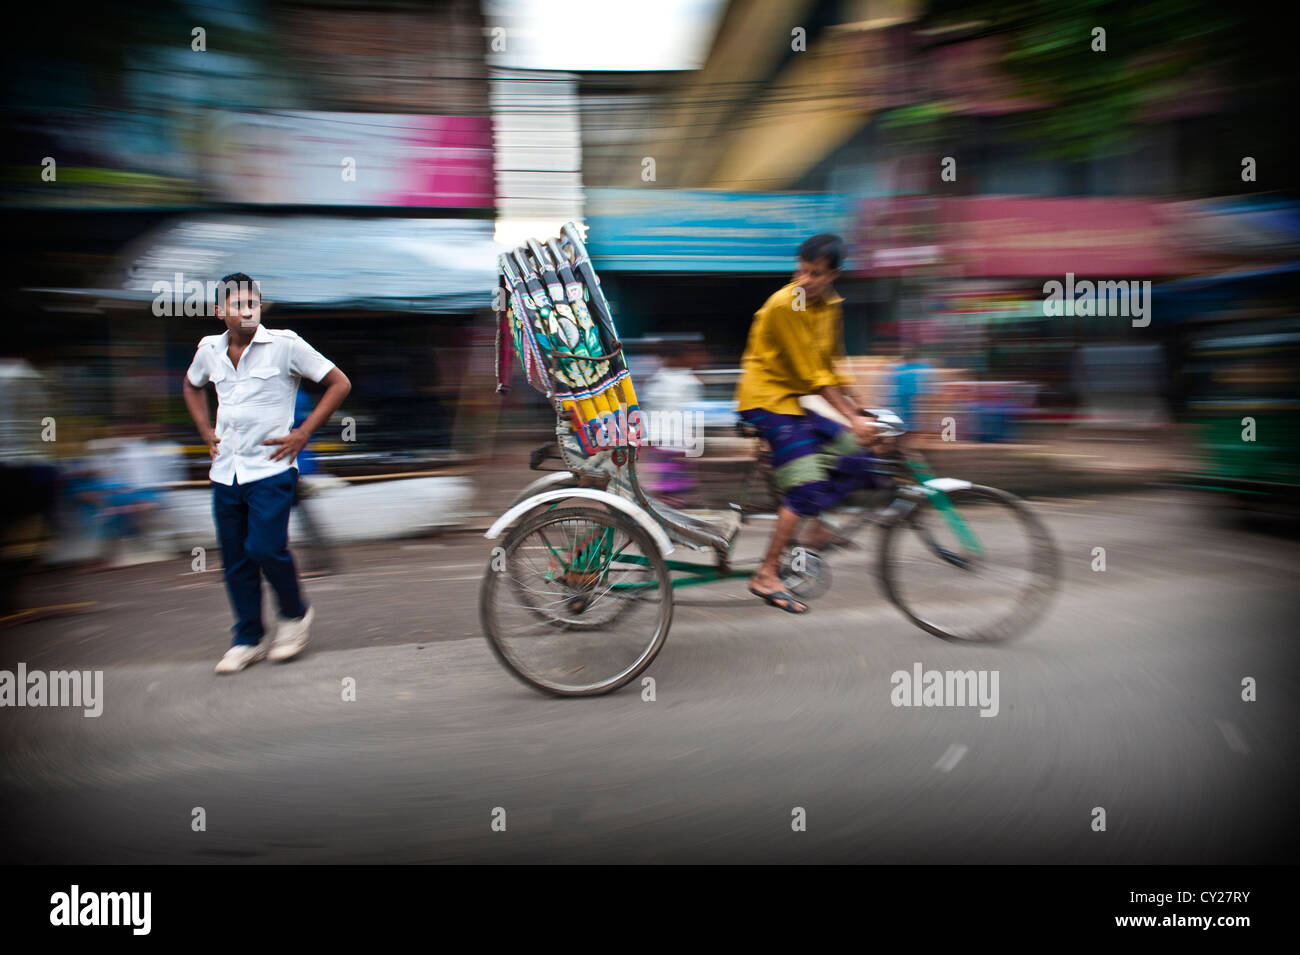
[182,273,352,674]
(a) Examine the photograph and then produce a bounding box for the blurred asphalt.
[1,490,1297,863]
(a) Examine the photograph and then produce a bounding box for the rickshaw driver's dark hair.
[799,233,845,271]
[215,272,261,310]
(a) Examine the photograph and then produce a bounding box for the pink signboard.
[854,196,1185,277]
[852,196,946,276]
[943,197,1181,276]
[206,111,494,208]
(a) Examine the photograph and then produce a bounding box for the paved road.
[2,491,1297,863]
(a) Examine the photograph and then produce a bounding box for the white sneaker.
[269,605,314,662]
[215,642,267,674]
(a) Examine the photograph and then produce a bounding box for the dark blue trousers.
[212,468,308,646]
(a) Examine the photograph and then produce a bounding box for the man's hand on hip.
[263,429,309,463]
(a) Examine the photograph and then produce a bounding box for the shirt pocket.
[246,365,283,404]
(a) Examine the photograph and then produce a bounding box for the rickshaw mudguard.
[484,488,676,556]
[507,470,584,509]
[921,478,971,494]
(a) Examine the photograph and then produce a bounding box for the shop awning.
[1151,262,1300,322]
[33,215,500,314]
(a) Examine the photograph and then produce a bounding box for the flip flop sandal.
[749,586,810,614]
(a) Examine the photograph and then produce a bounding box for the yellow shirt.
[735,282,852,416]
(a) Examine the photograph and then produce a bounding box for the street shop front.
[25,215,500,478]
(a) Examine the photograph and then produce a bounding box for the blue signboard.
[585,188,852,272]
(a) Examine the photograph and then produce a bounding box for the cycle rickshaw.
[482,224,1060,696]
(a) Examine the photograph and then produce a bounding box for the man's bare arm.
[817,383,863,420]
[817,383,881,445]
[182,377,220,458]
[297,367,351,438]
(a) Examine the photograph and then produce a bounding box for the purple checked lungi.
[739,407,879,518]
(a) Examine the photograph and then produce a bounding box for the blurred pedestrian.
[182,273,351,674]
[641,340,703,507]
[88,423,182,566]
[892,343,933,431]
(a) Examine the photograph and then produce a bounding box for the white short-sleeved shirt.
[186,324,336,486]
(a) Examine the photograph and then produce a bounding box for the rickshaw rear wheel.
[481,506,673,696]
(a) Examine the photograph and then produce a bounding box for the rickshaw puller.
[735,233,883,615]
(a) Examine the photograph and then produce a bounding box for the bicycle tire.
[480,506,674,696]
[879,484,1059,642]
